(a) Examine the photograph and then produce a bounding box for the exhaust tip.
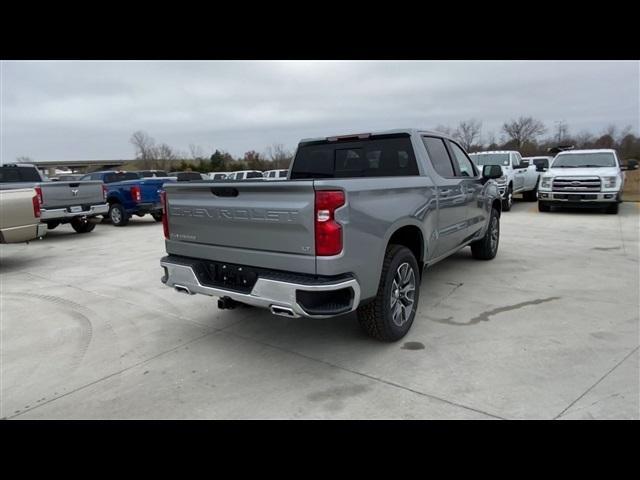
[174,284,193,295]
[270,305,296,317]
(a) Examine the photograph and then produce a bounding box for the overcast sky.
[1,60,638,163]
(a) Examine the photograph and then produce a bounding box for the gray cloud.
[1,60,638,162]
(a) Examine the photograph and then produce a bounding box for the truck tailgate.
[40,181,104,208]
[164,181,316,270]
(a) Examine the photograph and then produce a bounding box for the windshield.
[469,153,510,167]
[552,153,617,168]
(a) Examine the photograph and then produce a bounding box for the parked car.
[468,151,539,210]
[137,170,169,178]
[263,169,288,180]
[0,163,107,233]
[168,171,206,182]
[226,170,264,180]
[159,129,503,342]
[208,172,230,181]
[523,156,553,173]
[0,187,47,243]
[81,170,174,226]
[537,149,638,214]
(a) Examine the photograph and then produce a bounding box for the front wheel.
[70,217,96,233]
[605,202,619,214]
[470,208,500,260]
[502,186,513,211]
[109,203,129,226]
[538,201,551,212]
[357,245,420,342]
[151,212,163,222]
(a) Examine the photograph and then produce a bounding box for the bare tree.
[130,131,157,169]
[553,120,569,143]
[502,117,547,149]
[433,124,453,136]
[265,143,293,169]
[453,119,482,151]
[154,143,178,171]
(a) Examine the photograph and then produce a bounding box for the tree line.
[125,120,640,172]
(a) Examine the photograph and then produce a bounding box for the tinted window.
[552,152,617,168]
[469,153,510,167]
[422,137,455,177]
[448,142,477,177]
[278,170,288,178]
[532,158,549,169]
[291,136,419,179]
[103,172,140,183]
[0,168,21,182]
[246,171,263,179]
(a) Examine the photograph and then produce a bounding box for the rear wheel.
[70,217,96,233]
[471,208,500,260]
[151,212,163,222]
[109,203,129,226]
[502,185,513,211]
[538,201,551,212]
[357,245,420,342]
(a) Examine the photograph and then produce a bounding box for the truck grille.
[552,177,601,192]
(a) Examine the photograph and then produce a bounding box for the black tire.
[70,217,96,233]
[109,203,129,226]
[538,201,551,212]
[151,212,163,222]
[470,208,500,260]
[502,185,513,211]
[46,221,61,230]
[523,181,538,202]
[605,202,619,214]
[356,245,420,342]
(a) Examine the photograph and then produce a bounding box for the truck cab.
[469,150,540,210]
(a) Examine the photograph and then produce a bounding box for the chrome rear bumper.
[160,258,361,319]
[40,203,109,220]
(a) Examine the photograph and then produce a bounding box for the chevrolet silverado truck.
[0,163,108,233]
[537,149,638,214]
[80,170,175,226]
[159,129,503,341]
[0,187,47,243]
[469,150,539,210]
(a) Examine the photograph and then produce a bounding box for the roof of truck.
[555,149,616,155]
[299,128,456,144]
[469,150,519,155]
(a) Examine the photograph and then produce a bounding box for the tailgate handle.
[210,187,238,197]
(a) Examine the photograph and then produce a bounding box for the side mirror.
[622,159,638,171]
[483,165,503,179]
[520,160,530,168]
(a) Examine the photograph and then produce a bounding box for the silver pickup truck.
[0,163,108,233]
[160,129,503,341]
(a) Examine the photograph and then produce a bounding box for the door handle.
[440,189,452,196]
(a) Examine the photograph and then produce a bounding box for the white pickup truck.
[469,150,540,210]
[537,149,638,214]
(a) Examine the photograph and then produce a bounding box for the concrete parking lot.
[1,200,638,419]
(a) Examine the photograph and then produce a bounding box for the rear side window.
[0,167,41,182]
[290,136,419,179]
[422,137,455,177]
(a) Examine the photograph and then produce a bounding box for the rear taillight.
[32,193,41,218]
[102,184,108,201]
[161,190,169,239]
[131,185,141,203]
[34,186,43,205]
[315,190,345,256]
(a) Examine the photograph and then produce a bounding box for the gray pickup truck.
[0,163,108,233]
[160,129,503,341]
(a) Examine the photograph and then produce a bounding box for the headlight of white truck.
[602,176,618,189]
[540,176,552,190]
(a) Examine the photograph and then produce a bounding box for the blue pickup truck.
[80,171,174,226]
